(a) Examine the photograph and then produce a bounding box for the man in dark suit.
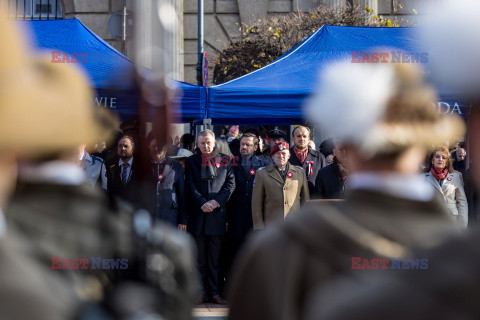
[146,137,187,229]
[315,143,348,199]
[226,133,268,275]
[185,129,235,304]
[288,125,326,197]
[105,134,141,207]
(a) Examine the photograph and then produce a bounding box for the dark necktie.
[121,163,130,184]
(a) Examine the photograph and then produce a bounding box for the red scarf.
[431,167,448,180]
[293,146,308,164]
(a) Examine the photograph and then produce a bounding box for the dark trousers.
[194,235,222,296]
[226,238,245,278]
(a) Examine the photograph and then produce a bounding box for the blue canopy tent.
[18,19,207,122]
[207,25,468,124]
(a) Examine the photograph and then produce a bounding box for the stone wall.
[63,0,184,80]
[183,0,426,84]
[62,0,426,84]
[63,0,127,53]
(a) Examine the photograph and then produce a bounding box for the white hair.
[197,129,215,140]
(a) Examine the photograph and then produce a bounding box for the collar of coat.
[424,171,455,194]
[266,162,302,174]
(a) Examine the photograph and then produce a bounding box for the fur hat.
[0,14,117,158]
[421,0,480,97]
[304,60,465,158]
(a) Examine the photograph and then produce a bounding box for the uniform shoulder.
[90,155,104,164]
[291,165,304,171]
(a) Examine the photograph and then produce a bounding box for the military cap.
[270,142,290,156]
[267,129,287,140]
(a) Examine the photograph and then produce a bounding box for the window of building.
[0,0,63,20]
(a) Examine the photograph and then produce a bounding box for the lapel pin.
[287,172,293,178]
[447,177,452,181]
[249,169,256,176]
[158,174,163,181]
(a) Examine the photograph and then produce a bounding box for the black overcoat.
[185,153,236,236]
[227,155,268,239]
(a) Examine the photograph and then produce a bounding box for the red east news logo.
[351,257,429,270]
[51,257,128,270]
[351,51,428,64]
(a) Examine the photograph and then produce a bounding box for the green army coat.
[251,162,309,229]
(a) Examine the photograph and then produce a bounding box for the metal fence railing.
[0,0,62,20]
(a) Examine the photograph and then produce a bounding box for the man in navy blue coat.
[185,129,235,304]
[226,133,268,275]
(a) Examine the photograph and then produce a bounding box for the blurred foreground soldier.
[251,141,309,230]
[185,130,235,304]
[77,143,107,189]
[315,143,349,199]
[147,136,187,229]
[301,1,480,318]
[0,15,197,320]
[289,125,326,197]
[228,61,465,320]
[226,133,268,274]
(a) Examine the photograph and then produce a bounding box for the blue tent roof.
[208,25,468,124]
[18,19,206,122]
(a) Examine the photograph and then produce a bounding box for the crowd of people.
[3,0,480,319]
[81,113,474,307]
